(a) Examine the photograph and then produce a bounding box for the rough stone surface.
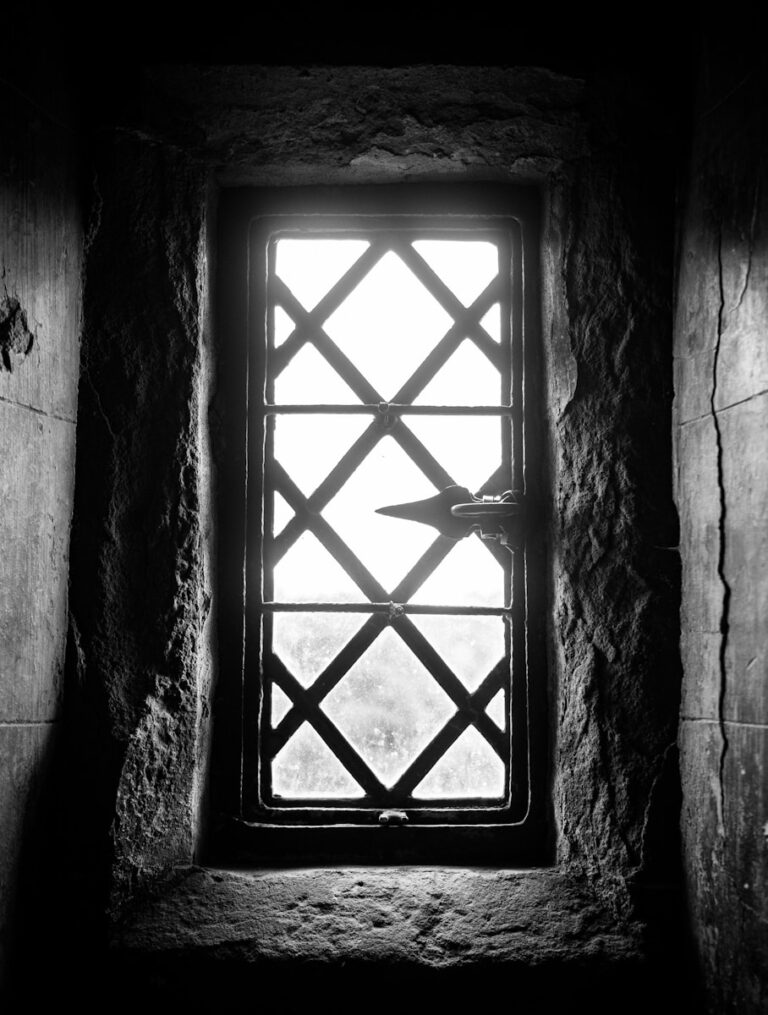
[141,65,587,185]
[59,65,686,995]
[0,401,75,720]
[674,36,768,1015]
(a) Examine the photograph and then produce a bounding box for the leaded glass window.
[233,189,542,846]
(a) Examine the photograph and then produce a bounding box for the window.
[217,186,546,864]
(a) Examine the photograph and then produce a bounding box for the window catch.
[376,485,524,548]
[378,809,409,827]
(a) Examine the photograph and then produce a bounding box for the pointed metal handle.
[377,485,524,547]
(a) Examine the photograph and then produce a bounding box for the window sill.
[114,864,643,968]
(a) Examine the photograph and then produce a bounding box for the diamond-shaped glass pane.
[274,344,360,405]
[486,689,506,731]
[413,339,501,406]
[272,722,363,798]
[323,436,437,593]
[322,628,455,787]
[271,683,293,727]
[410,537,505,608]
[404,416,502,493]
[273,531,364,603]
[412,726,505,799]
[411,240,498,308]
[273,414,370,498]
[275,239,370,312]
[324,251,453,401]
[409,615,504,691]
[272,611,364,688]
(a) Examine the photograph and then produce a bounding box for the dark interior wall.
[0,68,82,992]
[54,59,688,1009]
[1,12,765,1013]
[674,39,768,1014]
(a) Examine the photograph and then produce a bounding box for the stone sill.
[114,865,643,968]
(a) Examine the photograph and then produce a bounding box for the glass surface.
[275,239,369,312]
[272,492,294,536]
[273,414,369,497]
[404,416,502,493]
[479,303,501,342]
[413,338,501,406]
[324,251,453,400]
[272,611,364,688]
[272,722,363,798]
[486,689,506,731]
[323,436,438,593]
[322,628,455,787]
[409,615,504,691]
[410,537,505,608]
[412,726,505,799]
[411,240,498,308]
[274,305,295,348]
[274,343,359,405]
[273,532,364,603]
[271,683,293,727]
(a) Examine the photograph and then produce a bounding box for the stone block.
[675,416,722,637]
[721,392,768,724]
[0,401,76,721]
[679,719,768,1013]
[0,115,81,421]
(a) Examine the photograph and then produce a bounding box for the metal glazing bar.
[270,613,388,756]
[269,656,386,797]
[389,660,508,797]
[262,602,512,616]
[263,403,514,416]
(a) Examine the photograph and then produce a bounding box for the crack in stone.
[735,176,761,311]
[712,229,732,839]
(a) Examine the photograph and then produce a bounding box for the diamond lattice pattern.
[266,236,510,801]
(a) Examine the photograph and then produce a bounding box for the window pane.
[404,416,503,493]
[272,492,293,536]
[274,305,295,348]
[479,303,501,342]
[410,537,505,607]
[411,240,498,308]
[273,414,369,497]
[412,339,501,406]
[272,722,363,798]
[323,436,437,593]
[271,683,293,727]
[272,611,364,688]
[412,726,504,799]
[273,531,364,603]
[486,689,506,731]
[274,344,360,405]
[321,628,455,787]
[324,251,453,401]
[275,239,369,312]
[409,615,504,691]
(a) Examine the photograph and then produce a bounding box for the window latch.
[376,484,524,548]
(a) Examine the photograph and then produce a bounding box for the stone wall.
[675,40,768,1014]
[0,71,82,993]
[57,64,688,1005]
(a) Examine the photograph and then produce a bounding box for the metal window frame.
[213,185,549,866]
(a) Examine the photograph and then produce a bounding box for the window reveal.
[236,196,538,840]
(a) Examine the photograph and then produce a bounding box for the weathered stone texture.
[68,135,213,912]
[143,65,587,185]
[674,40,768,1015]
